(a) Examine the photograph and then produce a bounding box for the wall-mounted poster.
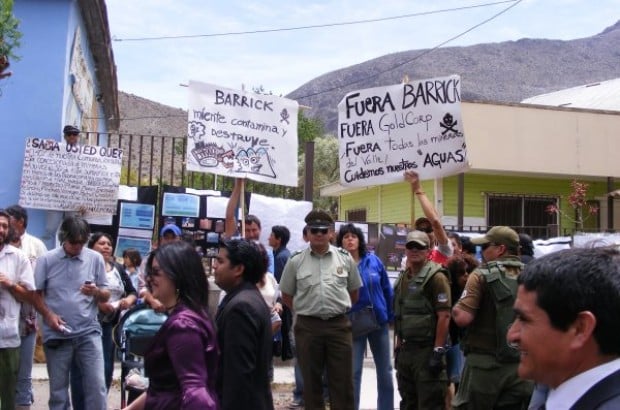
[119,203,155,230]
[162,192,200,217]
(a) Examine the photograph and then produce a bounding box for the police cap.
[304,210,334,228]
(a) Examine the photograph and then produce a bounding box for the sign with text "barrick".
[337,74,468,186]
[187,81,299,187]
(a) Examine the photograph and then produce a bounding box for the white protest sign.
[248,193,313,253]
[19,138,122,214]
[187,81,299,186]
[338,74,468,186]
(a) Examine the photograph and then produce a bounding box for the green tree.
[299,134,339,211]
[297,110,324,155]
[0,0,21,80]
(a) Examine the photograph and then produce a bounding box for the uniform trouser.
[396,345,447,410]
[16,331,36,406]
[0,347,20,410]
[452,353,533,410]
[295,314,353,410]
[44,332,107,410]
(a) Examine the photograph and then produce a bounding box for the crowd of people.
[1,168,620,410]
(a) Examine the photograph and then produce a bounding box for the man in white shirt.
[507,247,620,410]
[0,209,35,410]
[5,204,47,410]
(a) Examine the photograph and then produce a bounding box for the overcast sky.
[106,0,620,110]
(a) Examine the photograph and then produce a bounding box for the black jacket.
[215,282,274,410]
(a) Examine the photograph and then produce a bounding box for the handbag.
[348,268,380,338]
[349,306,379,338]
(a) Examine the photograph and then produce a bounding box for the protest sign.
[338,74,468,186]
[187,81,299,186]
[19,138,122,214]
[249,192,312,253]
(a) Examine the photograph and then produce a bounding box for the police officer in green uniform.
[394,230,451,410]
[452,226,533,409]
[280,210,362,410]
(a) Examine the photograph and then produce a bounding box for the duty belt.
[298,313,346,321]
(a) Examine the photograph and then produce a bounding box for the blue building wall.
[0,0,110,247]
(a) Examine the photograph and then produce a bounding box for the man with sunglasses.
[62,125,80,146]
[280,209,362,410]
[451,226,533,409]
[393,230,452,409]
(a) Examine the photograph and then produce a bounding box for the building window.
[487,194,557,237]
[346,208,367,222]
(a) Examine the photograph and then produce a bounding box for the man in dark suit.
[213,239,274,410]
[507,247,620,410]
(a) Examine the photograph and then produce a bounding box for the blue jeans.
[71,321,114,409]
[447,343,465,384]
[352,323,394,410]
[293,360,304,402]
[16,331,36,406]
[44,332,107,410]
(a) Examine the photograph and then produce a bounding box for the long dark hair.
[336,223,367,258]
[147,241,210,315]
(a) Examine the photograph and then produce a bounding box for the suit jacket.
[571,368,620,410]
[215,282,274,410]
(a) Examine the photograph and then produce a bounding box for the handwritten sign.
[19,138,122,213]
[338,75,468,186]
[187,81,299,187]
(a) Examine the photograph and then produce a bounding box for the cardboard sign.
[19,138,122,214]
[187,81,299,186]
[338,74,468,186]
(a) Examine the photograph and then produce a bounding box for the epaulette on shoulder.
[337,247,350,256]
[290,249,304,259]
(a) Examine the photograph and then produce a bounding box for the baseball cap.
[63,125,80,135]
[304,210,333,228]
[160,224,182,237]
[405,230,430,248]
[471,226,519,247]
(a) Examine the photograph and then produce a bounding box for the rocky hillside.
[288,20,620,133]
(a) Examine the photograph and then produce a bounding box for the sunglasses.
[309,227,329,235]
[480,242,499,251]
[405,242,428,251]
[66,239,85,245]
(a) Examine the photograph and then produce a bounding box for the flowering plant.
[546,179,599,230]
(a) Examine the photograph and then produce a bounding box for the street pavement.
[30,353,400,409]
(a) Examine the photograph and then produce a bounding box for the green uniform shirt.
[280,245,362,318]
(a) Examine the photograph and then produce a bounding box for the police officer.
[452,226,533,409]
[394,230,451,410]
[280,209,362,410]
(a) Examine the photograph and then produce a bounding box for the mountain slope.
[288,21,620,132]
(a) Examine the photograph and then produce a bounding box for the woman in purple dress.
[123,241,219,410]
